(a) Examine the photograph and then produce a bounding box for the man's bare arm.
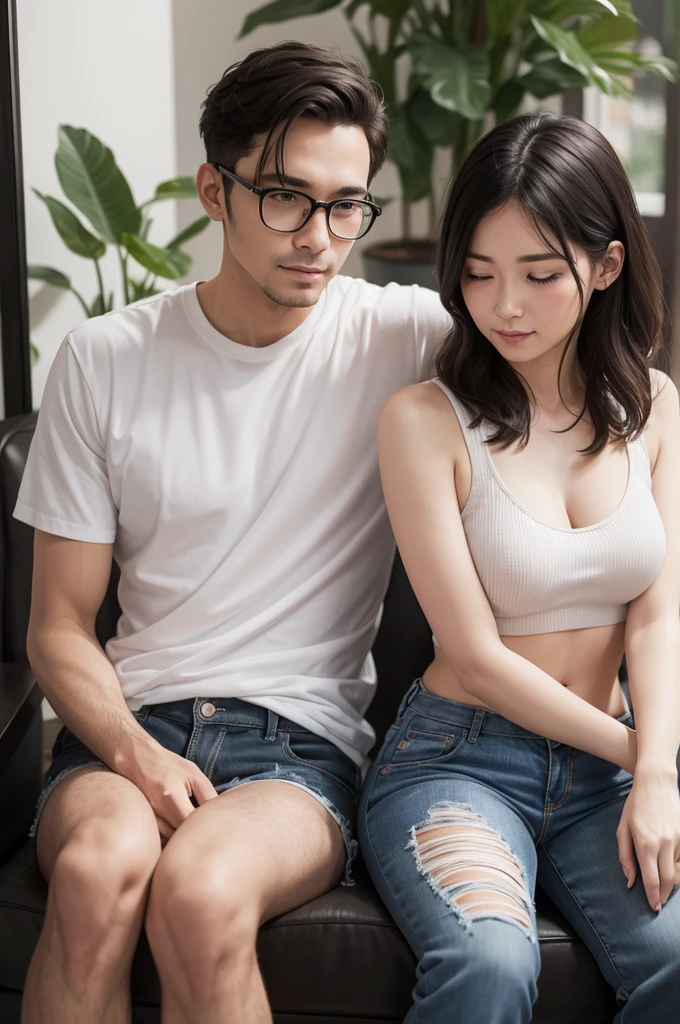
[27,530,217,834]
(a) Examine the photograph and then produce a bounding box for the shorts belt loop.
[467,708,486,743]
[265,709,279,741]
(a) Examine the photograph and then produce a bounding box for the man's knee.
[146,851,260,993]
[50,818,159,936]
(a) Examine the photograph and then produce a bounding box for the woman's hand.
[617,766,680,911]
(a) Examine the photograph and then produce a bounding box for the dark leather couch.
[0,412,618,1022]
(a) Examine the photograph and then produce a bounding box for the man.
[16,41,451,1024]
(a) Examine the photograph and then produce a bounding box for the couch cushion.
[0,840,616,1022]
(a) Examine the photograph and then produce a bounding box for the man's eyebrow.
[466,250,566,264]
[260,173,368,197]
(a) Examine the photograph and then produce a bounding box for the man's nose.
[294,207,331,251]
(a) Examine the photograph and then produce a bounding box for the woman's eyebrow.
[466,251,566,263]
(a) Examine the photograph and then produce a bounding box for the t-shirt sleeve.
[412,285,452,382]
[13,338,118,543]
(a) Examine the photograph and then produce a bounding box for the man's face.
[220,119,372,308]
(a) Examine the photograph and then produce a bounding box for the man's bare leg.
[21,766,162,1024]
[145,780,347,1024]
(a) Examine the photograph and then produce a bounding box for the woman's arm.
[618,371,680,910]
[378,383,636,772]
[625,370,680,773]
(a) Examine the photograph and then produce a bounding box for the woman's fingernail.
[655,902,661,913]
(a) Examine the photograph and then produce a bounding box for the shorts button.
[397,740,406,750]
[201,702,216,718]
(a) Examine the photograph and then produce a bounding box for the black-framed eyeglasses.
[216,165,382,240]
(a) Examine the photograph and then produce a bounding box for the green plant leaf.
[492,79,527,119]
[596,51,677,81]
[576,12,638,49]
[239,0,343,37]
[519,57,588,97]
[55,126,141,243]
[346,0,411,20]
[89,294,107,317]
[122,234,192,279]
[529,15,628,94]
[388,106,433,204]
[30,342,40,367]
[153,177,198,201]
[408,34,491,118]
[33,189,107,260]
[167,215,212,249]
[487,0,528,47]
[27,265,71,289]
[527,0,636,21]
[405,88,458,146]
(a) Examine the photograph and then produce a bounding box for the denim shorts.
[32,697,360,883]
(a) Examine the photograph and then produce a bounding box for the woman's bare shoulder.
[645,369,679,471]
[379,381,466,455]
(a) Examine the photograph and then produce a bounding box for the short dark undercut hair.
[199,41,389,197]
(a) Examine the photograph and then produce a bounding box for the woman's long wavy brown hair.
[434,112,667,454]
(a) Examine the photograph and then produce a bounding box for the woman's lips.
[495,330,534,344]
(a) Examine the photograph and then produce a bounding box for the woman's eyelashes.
[464,271,560,285]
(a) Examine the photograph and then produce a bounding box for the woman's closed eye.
[464,271,560,285]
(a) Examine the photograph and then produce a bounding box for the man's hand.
[126,742,219,844]
[617,767,680,911]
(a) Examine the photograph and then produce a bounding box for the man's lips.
[280,265,327,279]
[495,329,534,344]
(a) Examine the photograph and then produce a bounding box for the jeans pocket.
[387,722,468,769]
[281,732,360,797]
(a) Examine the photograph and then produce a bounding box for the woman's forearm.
[457,645,635,770]
[626,618,680,776]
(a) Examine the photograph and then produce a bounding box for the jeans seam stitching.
[549,750,574,812]
[536,742,553,845]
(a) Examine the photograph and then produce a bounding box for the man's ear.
[196,163,227,222]
[593,240,625,290]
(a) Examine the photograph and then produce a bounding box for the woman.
[358,112,680,1023]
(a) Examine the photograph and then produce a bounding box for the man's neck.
[196,264,320,349]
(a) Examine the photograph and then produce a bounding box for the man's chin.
[261,282,326,308]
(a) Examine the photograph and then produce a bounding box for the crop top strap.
[430,378,494,507]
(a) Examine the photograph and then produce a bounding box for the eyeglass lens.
[261,192,373,239]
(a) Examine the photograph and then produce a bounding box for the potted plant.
[240,0,676,287]
[28,125,210,359]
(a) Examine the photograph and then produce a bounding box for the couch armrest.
[0,663,42,776]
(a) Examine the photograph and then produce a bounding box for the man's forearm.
[27,617,159,777]
[626,618,680,775]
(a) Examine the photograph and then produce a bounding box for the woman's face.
[460,199,610,368]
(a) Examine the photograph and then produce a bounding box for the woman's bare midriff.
[422,620,628,720]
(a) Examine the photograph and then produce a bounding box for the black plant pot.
[362,239,436,290]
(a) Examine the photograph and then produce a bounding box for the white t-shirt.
[15,276,450,768]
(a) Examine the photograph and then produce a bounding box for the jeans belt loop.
[467,708,486,743]
[265,709,279,741]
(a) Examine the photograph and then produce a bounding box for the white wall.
[17,0,179,405]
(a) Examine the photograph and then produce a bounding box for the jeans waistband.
[400,678,631,740]
[134,696,309,736]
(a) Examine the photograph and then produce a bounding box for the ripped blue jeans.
[358,679,680,1023]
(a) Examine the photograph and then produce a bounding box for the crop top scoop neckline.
[430,377,666,637]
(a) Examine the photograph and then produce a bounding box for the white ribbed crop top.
[432,378,666,636]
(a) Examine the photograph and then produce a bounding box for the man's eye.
[335,201,360,214]
[272,192,299,204]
